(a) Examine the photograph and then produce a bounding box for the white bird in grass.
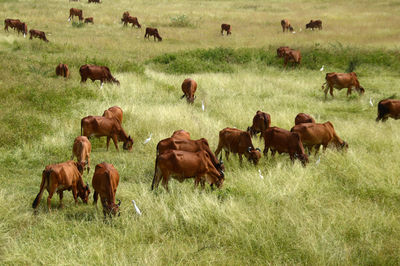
[131,200,142,215]
[292,31,296,34]
[143,133,152,144]
[316,157,320,165]
[320,65,324,71]
[300,28,302,32]
[202,100,205,111]
[369,98,373,107]
[258,169,264,179]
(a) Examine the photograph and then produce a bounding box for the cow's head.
[247,126,256,137]
[108,199,121,216]
[289,26,294,32]
[123,136,134,151]
[214,170,224,189]
[78,182,91,204]
[338,141,349,151]
[295,153,309,166]
[357,87,365,95]
[247,147,262,165]
[113,78,120,86]
[187,95,196,104]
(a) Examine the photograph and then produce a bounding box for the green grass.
[1,0,400,264]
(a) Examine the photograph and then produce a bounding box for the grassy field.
[1,0,400,264]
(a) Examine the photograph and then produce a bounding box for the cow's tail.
[376,100,388,122]
[80,118,83,136]
[261,113,269,139]
[151,156,160,190]
[32,169,50,209]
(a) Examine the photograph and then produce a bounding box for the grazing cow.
[32,160,90,211]
[84,17,94,24]
[263,127,309,165]
[215,128,261,165]
[68,8,83,22]
[4,19,20,32]
[291,121,348,155]
[71,136,92,173]
[171,129,191,140]
[180,78,197,104]
[376,99,400,122]
[55,63,70,78]
[277,46,290,58]
[281,19,293,32]
[283,49,301,67]
[29,29,49,42]
[295,113,315,125]
[144,27,162,41]
[306,20,322,30]
[102,106,123,124]
[92,162,121,217]
[151,150,224,191]
[79,64,120,88]
[122,16,141,28]
[322,72,365,99]
[81,116,133,151]
[247,111,271,139]
[16,22,28,37]
[221,24,231,35]
[88,0,101,3]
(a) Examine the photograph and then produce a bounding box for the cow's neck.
[118,127,129,141]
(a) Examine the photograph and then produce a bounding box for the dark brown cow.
[221,24,231,35]
[263,127,308,165]
[122,16,141,28]
[180,78,197,104]
[68,8,83,21]
[102,106,123,124]
[291,121,348,154]
[71,136,92,173]
[306,20,322,30]
[29,29,49,42]
[144,27,162,41]
[79,64,120,87]
[277,46,290,58]
[151,150,224,191]
[281,19,293,32]
[84,17,94,24]
[283,49,301,67]
[55,63,70,78]
[121,11,130,22]
[4,19,20,32]
[215,128,261,165]
[32,160,90,211]
[295,113,315,125]
[16,22,28,37]
[92,162,121,217]
[171,130,191,140]
[322,72,365,98]
[247,110,271,139]
[88,0,101,3]
[376,99,400,122]
[81,116,133,151]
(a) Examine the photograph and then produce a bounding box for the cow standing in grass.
[221,24,231,35]
[79,64,120,88]
[376,99,400,122]
[144,27,162,41]
[181,78,197,104]
[68,8,83,22]
[29,29,49,42]
[56,63,70,78]
[71,136,92,173]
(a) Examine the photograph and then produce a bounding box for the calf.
[81,116,133,151]
[71,136,92,173]
[221,24,231,35]
[281,19,293,32]
[92,162,121,217]
[376,99,400,122]
[180,78,197,104]
[322,72,365,98]
[122,16,141,28]
[263,127,308,165]
[144,27,162,41]
[295,113,315,125]
[277,46,290,58]
[102,106,123,124]
[84,17,94,24]
[4,18,20,32]
[55,63,70,78]
[68,8,83,21]
[247,110,271,139]
[171,129,191,140]
[306,20,322,30]
[283,49,301,68]
[215,127,261,165]
[32,161,90,211]
[79,64,120,88]
[29,29,49,42]
[16,22,28,37]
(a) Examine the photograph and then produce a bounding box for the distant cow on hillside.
[281,19,293,32]
[283,49,301,68]
[306,20,322,30]
[56,63,70,78]
[322,72,365,98]
[79,64,120,88]
[376,99,400,122]
[181,78,197,104]
[4,18,20,32]
[144,27,162,41]
[221,24,231,35]
[68,8,83,21]
[122,16,141,28]
[84,17,94,24]
[29,29,49,42]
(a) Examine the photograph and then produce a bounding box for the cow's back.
[171,129,191,140]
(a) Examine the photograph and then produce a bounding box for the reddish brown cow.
[71,136,92,173]
[322,72,365,98]
[121,11,130,22]
[122,16,141,28]
[295,113,315,125]
[88,0,101,3]
[102,106,123,124]
[92,162,121,217]
[221,24,231,35]
[376,99,400,122]
[16,22,28,36]
[144,27,162,41]
[84,17,94,24]
[306,20,322,30]
[215,128,261,165]
[171,130,191,140]
[281,19,293,32]
[152,150,224,191]
[277,46,290,58]
[81,116,133,151]
[4,19,20,32]
[68,8,83,21]
[283,49,301,67]
[29,29,49,42]
[56,63,70,78]
[263,127,308,165]
[291,121,348,154]
[79,64,120,87]
[180,78,197,104]
[32,160,90,211]
[247,110,271,139]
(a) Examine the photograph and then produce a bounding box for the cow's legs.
[112,135,119,151]
[72,186,78,204]
[47,188,55,211]
[93,191,98,206]
[58,191,64,208]
[214,144,223,158]
[239,154,243,164]
[271,149,276,157]
[263,146,269,158]
[100,81,104,89]
[225,150,230,160]
[106,136,111,151]
[314,144,321,155]
[100,196,108,217]
[161,173,169,192]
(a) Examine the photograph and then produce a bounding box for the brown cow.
[281,19,293,32]
[4,19,20,32]
[171,129,191,140]
[322,72,365,98]
[306,20,322,30]
[295,113,315,125]
[180,78,197,104]
[121,11,130,22]
[71,136,92,173]
[376,99,400,122]
[16,22,28,37]
[122,16,141,28]
[263,127,309,165]
[144,27,162,41]
[102,106,123,124]
[55,63,70,78]
[92,162,121,217]
[29,29,49,42]
[68,8,83,21]
[79,64,120,88]
[84,17,94,24]
[283,49,301,68]
[291,121,348,155]
[81,116,133,151]
[247,110,271,139]
[88,0,101,3]
[277,46,290,58]
[32,160,90,211]
[151,150,224,191]
[221,24,231,35]
[215,128,261,165]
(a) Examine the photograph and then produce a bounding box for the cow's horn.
[117,199,121,206]
[247,147,252,152]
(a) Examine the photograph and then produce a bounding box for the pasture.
[1,0,400,264]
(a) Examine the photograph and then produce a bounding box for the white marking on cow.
[316,157,320,165]
[320,65,324,71]
[143,133,152,144]
[100,82,103,89]
[292,31,296,34]
[201,100,205,111]
[23,33,26,38]
[258,169,264,179]
[300,28,302,32]
[369,98,373,107]
[68,18,71,22]
[132,200,142,215]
